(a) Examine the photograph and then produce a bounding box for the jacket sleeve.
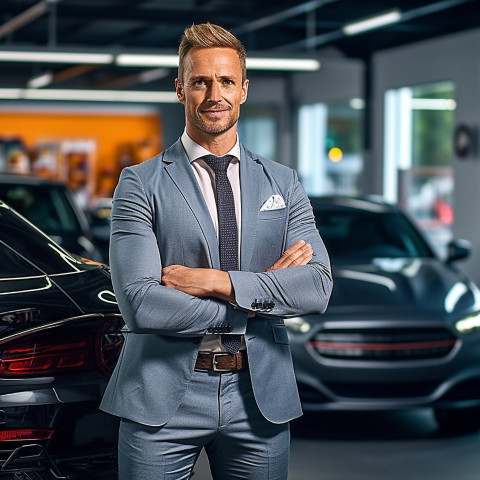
[229,171,333,317]
[109,167,248,335]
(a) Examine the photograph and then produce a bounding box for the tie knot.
[202,154,234,175]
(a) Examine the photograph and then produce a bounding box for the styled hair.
[178,22,247,83]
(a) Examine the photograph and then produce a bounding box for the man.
[100,22,333,480]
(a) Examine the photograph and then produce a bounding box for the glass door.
[384,81,456,249]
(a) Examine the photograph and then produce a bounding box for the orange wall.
[0,110,162,196]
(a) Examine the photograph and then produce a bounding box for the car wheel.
[434,406,480,433]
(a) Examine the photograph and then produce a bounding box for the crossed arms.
[110,166,332,335]
[161,240,314,302]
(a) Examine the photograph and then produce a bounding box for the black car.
[88,197,113,265]
[0,201,123,479]
[0,174,103,262]
[286,196,480,433]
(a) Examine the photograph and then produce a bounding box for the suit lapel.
[239,145,262,271]
[162,140,220,269]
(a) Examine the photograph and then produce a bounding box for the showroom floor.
[192,409,480,480]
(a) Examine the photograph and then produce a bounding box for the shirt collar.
[181,129,240,163]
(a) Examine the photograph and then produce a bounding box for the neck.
[186,126,237,156]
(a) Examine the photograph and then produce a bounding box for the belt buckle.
[212,352,232,372]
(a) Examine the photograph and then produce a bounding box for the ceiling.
[1,0,480,93]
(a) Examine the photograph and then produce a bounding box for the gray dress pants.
[118,367,290,480]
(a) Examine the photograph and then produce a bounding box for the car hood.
[0,268,118,337]
[328,258,480,317]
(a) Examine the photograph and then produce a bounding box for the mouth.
[202,109,229,115]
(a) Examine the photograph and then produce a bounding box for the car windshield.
[0,203,95,275]
[0,183,82,236]
[313,208,435,263]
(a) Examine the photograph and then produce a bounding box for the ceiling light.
[27,71,53,88]
[117,53,320,71]
[349,97,365,110]
[0,89,23,99]
[410,98,457,110]
[138,68,170,83]
[0,50,319,72]
[0,88,178,103]
[246,57,320,71]
[343,9,402,36]
[116,54,179,67]
[0,51,113,64]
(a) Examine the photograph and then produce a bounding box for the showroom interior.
[2,0,480,277]
[2,1,480,479]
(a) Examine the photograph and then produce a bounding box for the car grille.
[309,326,459,361]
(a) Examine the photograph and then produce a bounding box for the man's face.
[175,47,249,141]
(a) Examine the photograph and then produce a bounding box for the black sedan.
[0,174,103,262]
[0,201,123,479]
[287,196,480,433]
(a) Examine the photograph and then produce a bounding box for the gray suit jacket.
[100,139,333,426]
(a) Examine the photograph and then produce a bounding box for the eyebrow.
[189,74,237,82]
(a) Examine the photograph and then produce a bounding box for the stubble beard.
[191,107,239,136]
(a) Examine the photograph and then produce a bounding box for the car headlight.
[455,312,480,334]
[284,317,311,333]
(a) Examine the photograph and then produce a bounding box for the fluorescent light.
[27,71,53,88]
[0,88,178,103]
[246,57,320,71]
[116,54,179,67]
[0,51,113,64]
[0,49,319,72]
[0,88,23,99]
[343,9,402,36]
[410,98,457,110]
[138,68,170,83]
[117,53,320,71]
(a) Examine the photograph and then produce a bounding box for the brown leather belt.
[195,351,247,372]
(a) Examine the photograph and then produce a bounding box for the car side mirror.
[446,239,471,263]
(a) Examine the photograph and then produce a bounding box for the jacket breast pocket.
[272,324,290,345]
[258,208,287,221]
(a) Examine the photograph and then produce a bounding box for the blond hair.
[178,22,247,82]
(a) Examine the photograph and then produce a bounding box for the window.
[298,98,364,196]
[384,81,455,249]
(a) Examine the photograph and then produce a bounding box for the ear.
[175,78,185,104]
[240,79,249,105]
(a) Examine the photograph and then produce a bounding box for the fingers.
[267,240,313,271]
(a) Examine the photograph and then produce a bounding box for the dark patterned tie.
[202,154,241,354]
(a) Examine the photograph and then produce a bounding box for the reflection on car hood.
[0,268,118,337]
[329,258,480,316]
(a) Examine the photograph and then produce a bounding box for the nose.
[207,80,223,102]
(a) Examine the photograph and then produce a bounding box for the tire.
[434,406,480,434]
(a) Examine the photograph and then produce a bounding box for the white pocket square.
[260,194,286,211]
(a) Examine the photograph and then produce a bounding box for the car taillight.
[96,316,125,377]
[0,334,94,376]
[0,428,54,442]
[0,315,124,378]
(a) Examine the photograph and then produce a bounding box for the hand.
[161,265,234,302]
[266,240,313,272]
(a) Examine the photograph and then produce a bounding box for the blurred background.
[1,0,480,272]
[2,1,480,478]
